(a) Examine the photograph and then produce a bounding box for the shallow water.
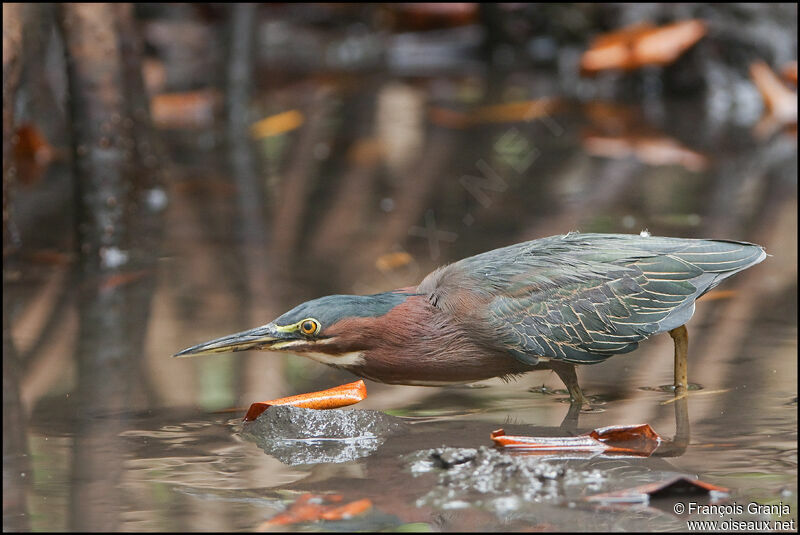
[4,65,797,531]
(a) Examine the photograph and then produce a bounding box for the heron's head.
[173,291,418,362]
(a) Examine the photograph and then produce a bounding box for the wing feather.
[418,233,766,365]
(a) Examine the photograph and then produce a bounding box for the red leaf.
[243,380,367,422]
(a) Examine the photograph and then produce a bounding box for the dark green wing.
[422,233,766,365]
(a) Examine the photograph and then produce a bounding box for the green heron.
[175,233,765,405]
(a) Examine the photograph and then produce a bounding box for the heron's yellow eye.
[300,319,320,336]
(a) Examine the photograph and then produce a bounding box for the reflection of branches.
[227,3,288,400]
[3,3,25,255]
[13,267,78,411]
[10,266,72,367]
[269,88,333,284]
[311,139,381,265]
[356,127,455,281]
[309,83,381,271]
[3,290,31,531]
[527,157,641,239]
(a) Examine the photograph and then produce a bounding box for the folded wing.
[421,233,766,365]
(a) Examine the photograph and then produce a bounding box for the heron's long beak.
[173,323,290,357]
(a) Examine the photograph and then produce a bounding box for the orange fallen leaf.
[375,251,413,272]
[258,494,325,528]
[257,494,371,530]
[429,98,562,129]
[782,61,797,85]
[250,110,304,139]
[13,124,54,165]
[751,61,798,120]
[583,101,639,130]
[582,133,708,172]
[581,20,706,74]
[142,58,166,95]
[99,270,151,292]
[492,423,662,456]
[472,98,562,124]
[243,380,367,422]
[13,124,59,185]
[319,498,372,521]
[348,138,383,165]
[386,2,477,31]
[428,107,471,129]
[150,89,221,129]
[25,250,73,266]
[581,101,708,171]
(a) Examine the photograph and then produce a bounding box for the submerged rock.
[241,406,408,465]
[406,446,607,513]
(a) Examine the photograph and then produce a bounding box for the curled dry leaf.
[585,475,729,505]
[429,98,562,129]
[13,124,59,186]
[250,109,305,139]
[99,270,151,292]
[13,124,54,166]
[782,61,797,85]
[582,132,708,172]
[256,493,372,530]
[243,380,367,422]
[750,61,798,139]
[347,138,383,165]
[375,251,413,272]
[491,423,662,456]
[581,20,706,74]
[150,89,221,129]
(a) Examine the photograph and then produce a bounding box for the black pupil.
[303,322,314,333]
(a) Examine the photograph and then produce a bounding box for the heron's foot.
[659,386,731,406]
[640,383,704,393]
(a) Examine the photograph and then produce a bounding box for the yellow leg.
[669,325,688,393]
[654,394,691,457]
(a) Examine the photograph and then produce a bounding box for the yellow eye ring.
[299,319,320,336]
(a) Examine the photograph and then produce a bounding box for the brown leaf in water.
[385,3,477,31]
[750,61,798,139]
[319,498,372,521]
[472,98,562,124]
[581,20,706,75]
[250,109,305,139]
[25,250,73,266]
[783,61,798,85]
[375,251,413,272]
[256,494,371,530]
[585,475,729,505]
[428,107,471,129]
[150,89,221,129]
[581,101,708,171]
[348,138,383,165]
[491,423,662,456]
[243,380,367,422]
[13,124,59,185]
[13,124,54,165]
[99,270,151,292]
[141,58,166,95]
[582,132,708,172]
[429,98,562,129]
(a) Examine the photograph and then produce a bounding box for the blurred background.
[3,3,797,532]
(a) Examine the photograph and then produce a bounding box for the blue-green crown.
[273,291,415,328]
